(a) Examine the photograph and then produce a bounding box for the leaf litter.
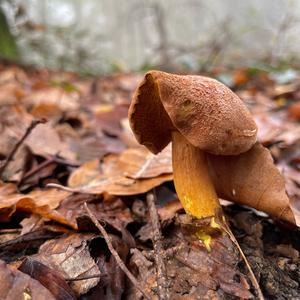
[0,62,299,299]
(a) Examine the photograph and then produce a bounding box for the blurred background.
[1,0,300,75]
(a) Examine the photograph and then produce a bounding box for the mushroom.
[128,71,257,222]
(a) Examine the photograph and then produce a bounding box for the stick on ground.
[84,202,152,300]
[0,119,46,178]
[146,192,169,300]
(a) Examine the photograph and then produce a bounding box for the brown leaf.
[57,194,133,231]
[94,103,129,136]
[118,145,172,179]
[34,233,100,296]
[0,105,33,180]
[0,259,56,300]
[0,183,75,228]
[86,233,132,300]
[208,143,299,225]
[157,199,183,221]
[25,123,76,161]
[130,226,253,299]
[68,147,173,196]
[69,135,125,163]
[19,257,76,300]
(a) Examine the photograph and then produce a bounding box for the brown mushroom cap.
[129,70,257,155]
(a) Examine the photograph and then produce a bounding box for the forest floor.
[0,62,299,299]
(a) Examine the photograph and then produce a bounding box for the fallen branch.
[146,192,169,300]
[0,119,46,178]
[84,202,152,300]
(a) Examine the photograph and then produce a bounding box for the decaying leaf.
[33,233,100,296]
[67,147,173,196]
[208,143,300,225]
[0,259,56,300]
[118,145,172,179]
[130,225,253,299]
[25,123,76,161]
[85,232,133,299]
[19,257,76,300]
[0,182,75,228]
[58,195,133,232]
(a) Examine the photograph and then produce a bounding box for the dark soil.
[226,205,300,300]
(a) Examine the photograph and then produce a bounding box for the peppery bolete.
[128,71,257,222]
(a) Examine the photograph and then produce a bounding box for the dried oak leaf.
[67,147,172,196]
[0,259,55,300]
[34,233,100,296]
[25,123,76,161]
[0,105,33,180]
[19,257,76,300]
[58,195,133,232]
[254,112,300,147]
[0,182,75,228]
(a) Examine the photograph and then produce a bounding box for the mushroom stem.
[172,131,221,219]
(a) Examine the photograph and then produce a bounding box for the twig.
[20,155,79,184]
[146,192,169,300]
[46,183,84,193]
[221,219,265,300]
[84,203,152,300]
[0,228,21,234]
[0,119,46,178]
[65,274,101,282]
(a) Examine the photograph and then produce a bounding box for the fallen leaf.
[130,225,252,299]
[158,199,183,221]
[25,123,76,161]
[86,232,133,299]
[0,182,75,228]
[34,233,100,296]
[118,145,172,179]
[67,147,173,196]
[0,229,60,262]
[69,135,125,163]
[19,257,76,300]
[57,194,133,231]
[0,259,56,299]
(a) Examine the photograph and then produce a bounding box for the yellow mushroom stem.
[172,131,221,219]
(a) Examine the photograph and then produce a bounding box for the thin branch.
[84,202,152,300]
[46,183,84,193]
[0,119,46,178]
[20,155,79,184]
[146,192,169,300]
[65,273,101,282]
[221,219,265,300]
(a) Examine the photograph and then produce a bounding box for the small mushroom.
[128,71,257,220]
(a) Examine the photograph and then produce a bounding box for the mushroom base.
[172,131,222,219]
